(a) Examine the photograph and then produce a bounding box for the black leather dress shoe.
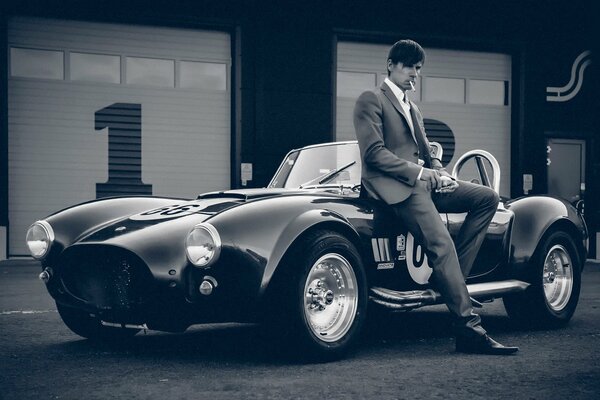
[456,334,519,355]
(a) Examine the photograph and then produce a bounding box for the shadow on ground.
[41,306,525,365]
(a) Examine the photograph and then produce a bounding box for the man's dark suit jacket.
[354,81,444,204]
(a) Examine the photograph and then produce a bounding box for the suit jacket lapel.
[381,82,417,144]
[409,103,432,165]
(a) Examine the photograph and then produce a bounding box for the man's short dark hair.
[387,39,425,67]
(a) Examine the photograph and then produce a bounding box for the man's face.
[388,60,422,92]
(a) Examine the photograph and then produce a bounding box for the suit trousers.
[391,179,499,336]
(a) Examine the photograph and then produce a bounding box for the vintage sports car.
[27,141,588,360]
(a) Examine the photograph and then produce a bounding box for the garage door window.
[469,79,508,105]
[423,77,465,103]
[71,52,120,84]
[337,71,376,98]
[10,46,229,91]
[180,61,227,90]
[10,47,64,80]
[126,56,174,87]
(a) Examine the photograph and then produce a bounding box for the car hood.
[64,188,297,270]
[78,189,295,245]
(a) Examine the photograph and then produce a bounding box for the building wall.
[1,16,8,259]
[239,15,334,187]
[536,37,598,256]
[0,0,596,258]
[6,17,233,255]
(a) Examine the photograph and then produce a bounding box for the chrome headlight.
[25,221,54,260]
[186,223,221,268]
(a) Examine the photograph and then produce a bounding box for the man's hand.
[438,169,453,179]
[436,175,459,193]
[420,168,442,190]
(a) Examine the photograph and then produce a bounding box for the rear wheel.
[57,303,139,341]
[503,231,581,328]
[267,230,367,361]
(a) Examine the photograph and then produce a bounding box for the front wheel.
[503,231,581,328]
[267,230,367,361]
[57,303,139,342]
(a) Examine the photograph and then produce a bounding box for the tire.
[57,303,139,342]
[503,230,581,328]
[266,230,368,361]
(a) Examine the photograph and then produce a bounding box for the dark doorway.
[546,138,586,207]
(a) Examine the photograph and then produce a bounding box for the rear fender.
[506,196,587,274]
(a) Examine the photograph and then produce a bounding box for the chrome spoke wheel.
[303,253,358,343]
[543,244,573,311]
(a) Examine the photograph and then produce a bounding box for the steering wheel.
[451,150,501,195]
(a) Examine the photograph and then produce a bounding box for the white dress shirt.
[384,77,414,132]
[384,77,423,179]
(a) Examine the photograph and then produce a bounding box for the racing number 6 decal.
[406,233,433,285]
[130,204,201,221]
[94,103,152,199]
[412,239,426,268]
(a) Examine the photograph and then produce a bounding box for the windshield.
[269,142,362,189]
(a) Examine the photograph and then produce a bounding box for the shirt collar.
[384,77,407,104]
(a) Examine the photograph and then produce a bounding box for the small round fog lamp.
[199,280,214,295]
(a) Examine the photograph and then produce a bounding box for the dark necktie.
[409,106,432,167]
[403,95,410,107]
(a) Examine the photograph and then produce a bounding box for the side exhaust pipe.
[370,279,529,311]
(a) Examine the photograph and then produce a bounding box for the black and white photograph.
[1,0,598,399]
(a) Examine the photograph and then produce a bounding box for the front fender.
[43,196,184,264]
[207,196,362,297]
[505,196,587,269]
[261,208,360,294]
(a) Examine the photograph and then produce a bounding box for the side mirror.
[429,141,443,161]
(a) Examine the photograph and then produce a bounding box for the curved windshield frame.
[269,142,361,189]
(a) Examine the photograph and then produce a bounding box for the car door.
[367,200,451,290]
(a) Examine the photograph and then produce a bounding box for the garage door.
[336,42,511,197]
[8,17,231,256]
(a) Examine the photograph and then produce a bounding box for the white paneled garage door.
[337,42,511,197]
[8,17,231,256]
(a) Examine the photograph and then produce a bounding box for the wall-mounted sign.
[546,50,592,102]
[523,174,533,195]
[241,163,253,186]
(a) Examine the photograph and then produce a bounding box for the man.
[353,39,518,355]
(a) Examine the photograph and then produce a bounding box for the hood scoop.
[198,188,292,201]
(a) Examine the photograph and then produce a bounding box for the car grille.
[59,245,154,314]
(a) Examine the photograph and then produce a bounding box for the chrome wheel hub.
[303,254,358,342]
[307,280,335,311]
[543,244,573,311]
